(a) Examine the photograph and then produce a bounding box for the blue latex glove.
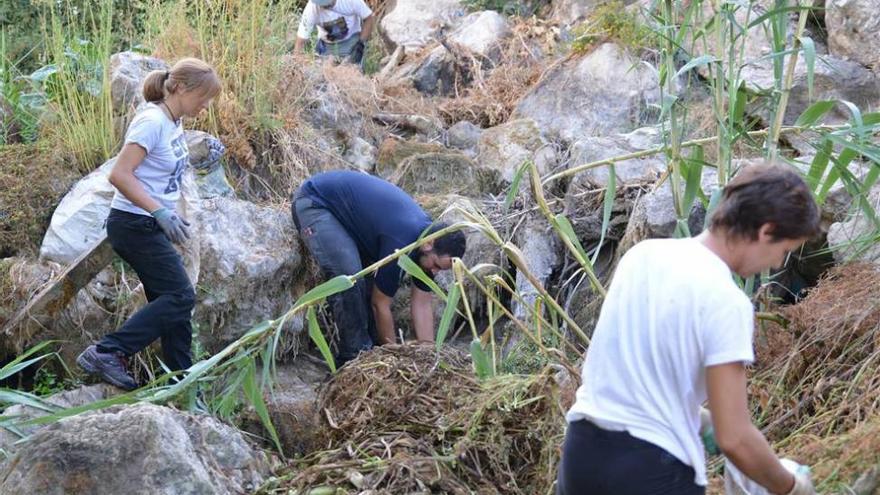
[151,207,191,244]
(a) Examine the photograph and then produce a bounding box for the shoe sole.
[76,352,137,391]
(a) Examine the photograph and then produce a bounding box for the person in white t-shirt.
[557,164,821,495]
[76,59,221,391]
[294,0,375,68]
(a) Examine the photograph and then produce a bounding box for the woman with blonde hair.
[77,58,221,390]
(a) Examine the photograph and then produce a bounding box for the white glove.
[699,407,719,455]
[785,467,816,495]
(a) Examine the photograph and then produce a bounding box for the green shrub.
[570,1,658,54]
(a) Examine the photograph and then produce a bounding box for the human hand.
[349,40,366,64]
[784,465,816,495]
[152,207,191,244]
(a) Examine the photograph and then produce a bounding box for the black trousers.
[557,420,705,495]
[292,193,378,364]
[97,208,195,371]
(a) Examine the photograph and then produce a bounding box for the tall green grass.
[40,0,117,173]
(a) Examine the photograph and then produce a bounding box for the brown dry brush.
[263,344,566,494]
[437,18,555,128]
[751,263,880,443]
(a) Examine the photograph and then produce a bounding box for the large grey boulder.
[511,215,561,321]
[551,0,602,26]
[109,52,169,114]
[381,0,467,53]
[688,3,880,124]
[477,118,558,189]
[567,126,665,187]
[412,45,461,96]
[446,120,482,152]
[392,152,493,196]
[191,196,303,351]
[0,403,270,495]
[618,170,718,253]
[827,184,880,266]
[562,127,666,246]
[826,0,880,69]
[512,43,660,143]
[449,11,511,61]
[0,385,114,457]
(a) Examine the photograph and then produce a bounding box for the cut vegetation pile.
[752,264,880,440]
[260,344,566,494]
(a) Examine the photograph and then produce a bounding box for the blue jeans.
[556,420,705,495]
[97,209,195,371]
[292,193,377,364]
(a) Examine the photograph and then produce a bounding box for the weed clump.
[0,143,80,258]
[261,344,566,494]
[569,1,658,55]
[752,264,880,440]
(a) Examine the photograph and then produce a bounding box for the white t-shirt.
[297,0,372,43]
[566,237,755,487]
[111,103,189,216]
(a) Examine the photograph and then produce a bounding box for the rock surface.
[381,0,466,53]
[449,11,511,61]
[477,118,557,188]
[392,152,492,196]
[191,196,303,352]
[0,403,270,495]
[827,184,880,266]
[567,126,665,187]
[109,52,169,114]
[826,0,880,69]
[513,43,660,143]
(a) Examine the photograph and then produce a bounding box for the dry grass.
[0,143,80,258]
[750,264,880,443]
[437,17,555,127]
[260,344,567,494]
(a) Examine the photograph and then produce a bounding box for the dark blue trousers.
[292,193,377,364]
[557,419,705,495]
[97,208,195,371]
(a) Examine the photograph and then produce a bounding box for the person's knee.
[173,285,196,310]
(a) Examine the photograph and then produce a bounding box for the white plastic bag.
[725,458,803,495]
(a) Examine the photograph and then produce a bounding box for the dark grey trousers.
[292,193,377,364]
[98,208,195,371]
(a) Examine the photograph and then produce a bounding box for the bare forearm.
[294,37,307,54]
[360,15,374,41]
[721,425,795,494]
[372,304,395,345]
[109,173,161,213]
[411,301,434,342]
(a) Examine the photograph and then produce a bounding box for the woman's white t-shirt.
[566,237,755,486]
[110,103,188,216]
[297,0,373,43]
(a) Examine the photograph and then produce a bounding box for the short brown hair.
[142,57,221,103]
[709,163,820,241]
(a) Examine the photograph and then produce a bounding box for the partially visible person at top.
[293,0,375,68]
[292,170,466,366]
[557,164,821,495]
[76,58,221,391]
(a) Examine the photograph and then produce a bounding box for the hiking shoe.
[76,345,138,391]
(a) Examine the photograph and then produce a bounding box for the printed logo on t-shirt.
[321,17,349,42]
[164,134,189,194]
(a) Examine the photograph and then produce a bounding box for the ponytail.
[142,70,169,103]
[142,58,221,104]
